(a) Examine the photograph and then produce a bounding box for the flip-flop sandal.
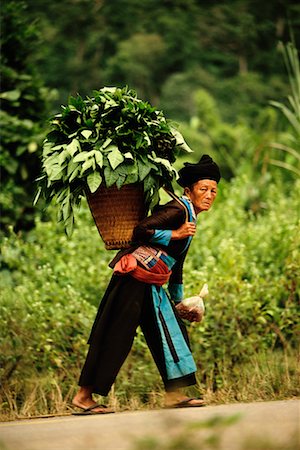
[171,397,206,408]
[72,403,114,415]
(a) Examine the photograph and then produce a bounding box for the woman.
[72,154,221,414]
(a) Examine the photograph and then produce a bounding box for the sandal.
[170,397,206,408]
[72,403,114,415]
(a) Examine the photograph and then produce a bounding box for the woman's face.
[185,179,218,214]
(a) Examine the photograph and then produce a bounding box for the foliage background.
[0,0,299,418]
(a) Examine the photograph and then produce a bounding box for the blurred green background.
[0,0,299,419]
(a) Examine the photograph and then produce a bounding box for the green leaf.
[81,130,93,139]
[107,146,124,169]
[81,159,94,174]
[56,187,70,203]
[143,132,151,146]
[144,174,156,192]
[67,139,81,156]
[125,173,139,184]
[137,160,151,181]
[48,164,66,181]
[118,162,137,176]
[73,152,89,163]
[84,119,94,128]
[102,138,112,149]
[154,157,176,174]
[69,166,80,182]
[116,174,126,189]
[43,141,55,156]
[65,213,74,237]
[46,130,65,143]
[104,98,118,109]
[62,199,71,222]
[51,144,67,152]
[149,189,160,209]
[94,151,103,167]
[58,150,68,165]
[171,128,193,153]
[33,187,42,206]
[67,161,78,177]
[44,153,60,171]
[87,172,102,193]
[104,166,120,187]
[124,152,134,159]
[0,90,21,101]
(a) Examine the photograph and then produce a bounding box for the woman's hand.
[175,302,203,322]
[172,222,196,240]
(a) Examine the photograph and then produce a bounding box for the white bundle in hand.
[182,283,209,314]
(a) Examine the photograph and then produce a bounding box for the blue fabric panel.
[180,197,196,254]
[148,259,157,268]
[151,285,197,380]
[160,253,176,269]
[168,283,183,303]
[150,229,172,246]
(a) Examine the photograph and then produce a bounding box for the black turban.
[177,154,221,187]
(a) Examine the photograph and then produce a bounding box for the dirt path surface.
[0,399,299,450]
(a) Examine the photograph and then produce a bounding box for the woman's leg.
[73,276,147,408]
[140,287,197,404]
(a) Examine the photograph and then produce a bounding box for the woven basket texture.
[87,184,147,250]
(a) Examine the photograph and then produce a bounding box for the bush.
[0,1,55,234]
[184,176,299,385]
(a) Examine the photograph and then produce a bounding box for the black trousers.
[79,274,196,395]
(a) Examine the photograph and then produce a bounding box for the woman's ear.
[184,187,191,197]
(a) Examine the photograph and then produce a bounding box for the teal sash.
[150,196,197,381]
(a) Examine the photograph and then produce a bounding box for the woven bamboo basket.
[86,183,147,250]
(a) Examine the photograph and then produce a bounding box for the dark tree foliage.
[1,0,299,232]
[23,0,300,108]
[0,1,52,233]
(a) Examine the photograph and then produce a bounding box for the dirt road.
[0,399,299,450]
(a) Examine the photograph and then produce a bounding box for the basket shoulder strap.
[163,188,189,222]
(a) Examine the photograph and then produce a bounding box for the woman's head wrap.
[177,154,221,187]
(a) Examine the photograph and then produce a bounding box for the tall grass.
[268,41,300,176]
[0,348,298,421]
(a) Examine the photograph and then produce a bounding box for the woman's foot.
[72,387,112,413]
[164,391,206,408]
[171,397,206,408]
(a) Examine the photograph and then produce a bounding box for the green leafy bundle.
[35,86,191,235]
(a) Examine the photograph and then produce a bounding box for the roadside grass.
[0,348,298,421]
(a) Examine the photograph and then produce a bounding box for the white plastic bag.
[182,283,209,315]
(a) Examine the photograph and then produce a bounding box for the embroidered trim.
[132,246,176,270]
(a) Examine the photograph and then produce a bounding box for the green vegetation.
[1,0,300,234]
[0,1,55,233]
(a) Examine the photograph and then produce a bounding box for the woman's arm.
[133,202,196,245]
[132,202,186,246]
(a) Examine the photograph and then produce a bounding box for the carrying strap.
[163,188,189,222]
[163,188,195,255]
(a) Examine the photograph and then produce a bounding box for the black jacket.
[110,200,191,286]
